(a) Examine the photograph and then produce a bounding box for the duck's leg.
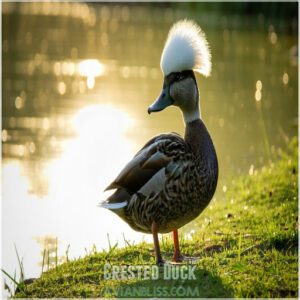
[172,229,183,262]
[151,221,164,265]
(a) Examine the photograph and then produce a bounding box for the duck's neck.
[184,117,216,163]
[182,105,201,124]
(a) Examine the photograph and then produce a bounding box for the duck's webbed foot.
[172,252,184,263]
[156,259,166,266]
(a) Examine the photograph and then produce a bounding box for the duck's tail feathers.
[99,187,130,210]
[98,201,128,210]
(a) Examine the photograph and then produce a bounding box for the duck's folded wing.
[104,133,187,194]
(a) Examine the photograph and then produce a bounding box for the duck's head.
[148,20,211,123]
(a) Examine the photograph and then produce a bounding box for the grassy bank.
[13,138,298,298]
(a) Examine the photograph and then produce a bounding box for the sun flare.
[78,59,105,89]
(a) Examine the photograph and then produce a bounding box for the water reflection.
[3,2,96,26]
[33,236,65,271]
[78,59,105,89]
[3,104,150,282]
[2,2,298,292]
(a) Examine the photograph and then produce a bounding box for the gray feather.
[99,201,127,209]
[138,168,166,197]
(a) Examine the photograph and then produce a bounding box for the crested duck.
[101,20,218,265]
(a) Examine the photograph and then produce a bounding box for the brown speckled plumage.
[104,119,218,234]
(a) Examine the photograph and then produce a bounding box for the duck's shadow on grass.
[104,268,233,298]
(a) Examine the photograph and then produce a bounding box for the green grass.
[13,138,298,298]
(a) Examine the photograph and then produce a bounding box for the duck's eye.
[175,73,183,81]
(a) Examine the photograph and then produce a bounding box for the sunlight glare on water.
[78,59,105,89]
[70,104,135,190]
[2,104,151,281]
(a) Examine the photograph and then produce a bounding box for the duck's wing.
[103,133,189,203]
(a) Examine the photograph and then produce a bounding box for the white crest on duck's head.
[160,20,211,77]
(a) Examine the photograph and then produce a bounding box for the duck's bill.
[148,87,173,114]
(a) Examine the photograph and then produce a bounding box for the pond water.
[2,2,298,289]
